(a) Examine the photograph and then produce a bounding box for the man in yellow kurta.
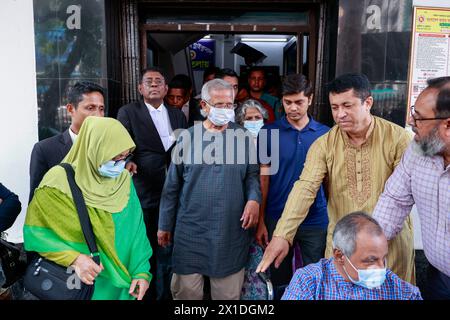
[257,73,415,284]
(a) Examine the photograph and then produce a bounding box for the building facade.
[1,0,449,243]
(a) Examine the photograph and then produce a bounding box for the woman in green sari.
[24,116,152,300]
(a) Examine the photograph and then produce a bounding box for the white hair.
[332,211,383,257]
[236,99,268,125]
[201,78,233,102]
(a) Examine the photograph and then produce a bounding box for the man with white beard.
[372,76,450,300]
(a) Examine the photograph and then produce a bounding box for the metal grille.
[120,0,141,105]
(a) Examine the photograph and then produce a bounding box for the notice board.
[407,6,450,123]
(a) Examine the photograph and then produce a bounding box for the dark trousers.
[142,207,173,301]
[424,264,450,300]
[266,218,327,298]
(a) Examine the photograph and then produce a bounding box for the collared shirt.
[68,128,77,143]
[373,143,450,277]
[273,116,415,283]
[258,116,329,227]
[145,102,174,151]
[282,258,422,300]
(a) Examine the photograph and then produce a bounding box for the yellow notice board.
[407,6,450,122]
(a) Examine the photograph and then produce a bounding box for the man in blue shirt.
[282,212,422,300]
[256,74,329,296]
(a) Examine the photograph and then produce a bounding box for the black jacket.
[0,183,22,232]
[117,101,187,209]
[29,130,72,202]
[187,99,205,127]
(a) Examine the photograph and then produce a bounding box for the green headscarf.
[38,116,136,213]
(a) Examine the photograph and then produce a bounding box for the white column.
[0,0,38,242]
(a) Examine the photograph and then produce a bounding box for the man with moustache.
[117,67,187,300]
[373,77,450,299]
[256,73,415,287]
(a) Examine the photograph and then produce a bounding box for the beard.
[411,126,445,157]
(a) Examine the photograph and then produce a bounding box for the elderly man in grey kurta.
[158,79,261,300]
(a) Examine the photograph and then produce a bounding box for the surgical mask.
[343,256,386,289]
[208,106,235,126]
[244,120,264,137]
[98,160,126,178]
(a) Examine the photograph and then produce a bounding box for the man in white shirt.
[117,67,187,300]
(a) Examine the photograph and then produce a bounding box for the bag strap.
[59,163,100,265]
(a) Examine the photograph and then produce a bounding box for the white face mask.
[343,256,387,289]
[207,106,235,126]
[244,119,264,137]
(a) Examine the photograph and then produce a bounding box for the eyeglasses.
[203,100,237,110]
[409,105,449,126]
[113,153,133,166]
[142,79,165,87]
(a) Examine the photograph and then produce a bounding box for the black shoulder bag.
[0,236,27,288]
[23,163,100,300]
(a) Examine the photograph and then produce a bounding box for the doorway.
[138,7,318,97]
[142,32,310,97]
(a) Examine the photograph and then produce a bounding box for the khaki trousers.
[171,268,245,300]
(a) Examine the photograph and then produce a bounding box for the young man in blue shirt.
[256,74,330,297]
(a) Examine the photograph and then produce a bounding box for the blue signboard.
[189,39,215,70]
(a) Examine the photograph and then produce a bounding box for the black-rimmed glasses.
[409,105,449,126]
[142,79,165,87]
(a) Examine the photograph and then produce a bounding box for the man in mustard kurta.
[257,73,415,284]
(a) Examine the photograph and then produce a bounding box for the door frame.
[139,9,318,86]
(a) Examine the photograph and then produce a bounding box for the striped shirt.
[373,143,450,277]
[282,258,422,300]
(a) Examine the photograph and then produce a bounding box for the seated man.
[282,212,421,300]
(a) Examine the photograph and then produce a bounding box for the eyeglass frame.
[142,78,165,87]
[203,100,237,110]
[409,105,449,126]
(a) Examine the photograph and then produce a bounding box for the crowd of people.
[0,64,449,301]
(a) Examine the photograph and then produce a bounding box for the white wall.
[0,0,38,242]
